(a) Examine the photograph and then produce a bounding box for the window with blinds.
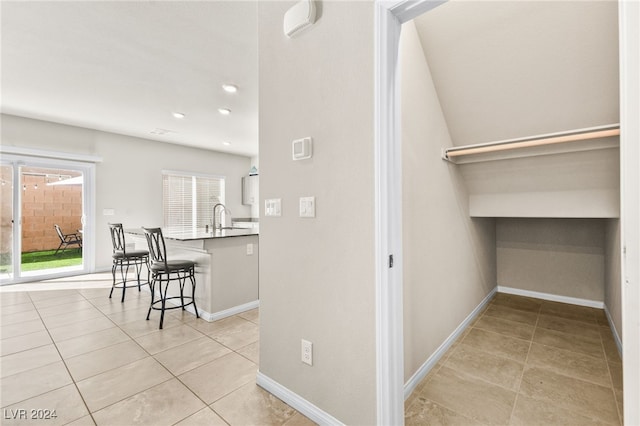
[162,172,225,231]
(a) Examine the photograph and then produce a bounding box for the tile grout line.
[26,288,98,426]
[405,295,622,426]
[515,300,621,426]
[406,300,515,422]
[506,302,541,425]
[165,317,260,425]
[81,290,254,425]
[19,287,179,424]
[80,287,205,423]
[150,323,257,426]
[600,326,624,425]
[71,289,206,424]
[3,287,283,425]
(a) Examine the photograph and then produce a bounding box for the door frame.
[374,0,640,424]
[619,0,640,423]
[374,1,446,424]
[0,151,97,284]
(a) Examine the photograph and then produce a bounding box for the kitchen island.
[127,227,258,321]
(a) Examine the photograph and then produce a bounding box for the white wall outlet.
[103,208,115,216]
[246,243,254,255]
[301,339,313,366]
[299,196,315,218]
[264,198,282,217]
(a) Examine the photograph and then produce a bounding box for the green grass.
[0,249,83,273]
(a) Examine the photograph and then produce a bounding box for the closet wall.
[401,0,623,389]
[496,217,622,339]
[401,21,496,383]
[496,218,606,302]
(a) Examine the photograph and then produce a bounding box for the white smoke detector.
[284,0,317,38]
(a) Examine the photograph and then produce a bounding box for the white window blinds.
[162,172,225,231]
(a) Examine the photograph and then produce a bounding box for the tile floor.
[2,277,625,426]
[405,293,624,425]
[0,277,315,426]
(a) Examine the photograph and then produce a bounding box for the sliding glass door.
[0,163,15,281]
[0,154,94,285]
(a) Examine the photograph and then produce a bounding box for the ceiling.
[2,1,620,157]
[412,0,619,147]
[1,1,258,157]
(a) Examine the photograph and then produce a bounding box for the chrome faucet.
[212,203,231,230]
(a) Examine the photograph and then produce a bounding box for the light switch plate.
[292,137,312,160]
[299,196,315,218]
[265,198,282,217]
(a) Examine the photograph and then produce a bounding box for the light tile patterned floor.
[405,293,624,425]
[0,277,315,426]
[2,277,625,425]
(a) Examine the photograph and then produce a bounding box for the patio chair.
[54,224,83,255]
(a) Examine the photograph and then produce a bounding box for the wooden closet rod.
[443,124,620,160]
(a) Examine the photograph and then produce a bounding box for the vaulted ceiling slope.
[1,1,258,156]
[412,1,619,147]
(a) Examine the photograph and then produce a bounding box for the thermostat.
[292,137,312,160]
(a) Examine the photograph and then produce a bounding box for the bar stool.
[142,227,199,329]
[108,223,149,302]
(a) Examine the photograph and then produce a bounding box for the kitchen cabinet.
[242,174,258,205]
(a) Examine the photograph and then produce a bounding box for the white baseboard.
[198,300,260,322]
[256,372,344,426]
[497,286,604,309]
[403,287,497,400]
[604,305,623,357]
[160,295,258,323]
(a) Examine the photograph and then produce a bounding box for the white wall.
[257,1,377,424]
[400,21,496,383]
[497,218,605,303]
[1,113,253,270]
[604,219,622,336]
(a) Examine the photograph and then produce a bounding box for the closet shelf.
[442,124,620,164]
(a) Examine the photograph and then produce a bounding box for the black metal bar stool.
[108,223,150,302]
[143,227,199,329]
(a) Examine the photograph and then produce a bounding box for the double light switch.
[264,199,282,217]
[299,196,315,218]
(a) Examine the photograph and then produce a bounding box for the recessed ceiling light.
[172,112,186,119]
[223,141,231,146]
[222,84,238,93]
[218,108,231,115]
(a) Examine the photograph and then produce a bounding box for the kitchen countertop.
[126,227,258,241]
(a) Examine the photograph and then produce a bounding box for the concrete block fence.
[5,174,83,253]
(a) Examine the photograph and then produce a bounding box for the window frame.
[161,170,226,232]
